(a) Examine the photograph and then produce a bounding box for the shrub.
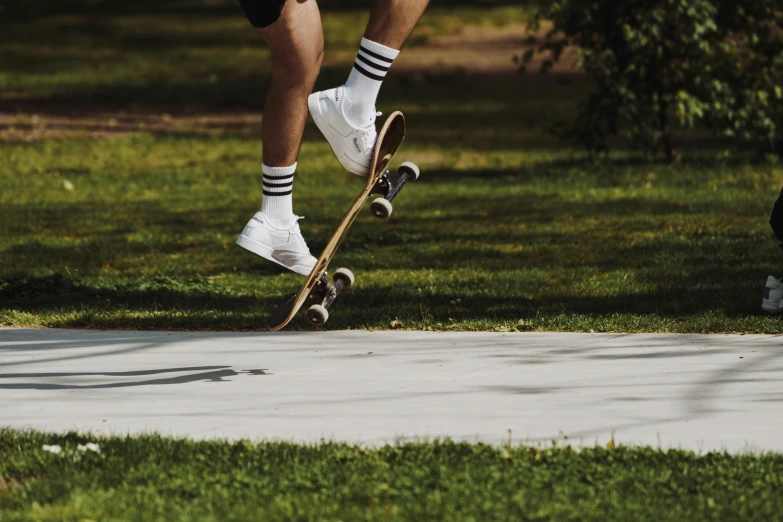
[522,0,783,162]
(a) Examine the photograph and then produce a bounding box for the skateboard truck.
[370,161,420,220]
[305,268,355,326]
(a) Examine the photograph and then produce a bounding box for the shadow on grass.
[0,71,581,156]
[3,0,524,23]
[0,273,266,311]
[1,69,745,157]
[415,151,769,184]
[3,181,755,274]
[1,0,754,159]
[0,253,769,331]
[1,150,774,324]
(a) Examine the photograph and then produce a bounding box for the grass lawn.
[2,1,783,332]
[2,429,783,521]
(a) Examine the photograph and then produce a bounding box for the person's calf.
[259,23,323,165]
[364,0,430,49]
[261,61,320,166]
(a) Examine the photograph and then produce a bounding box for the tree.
[522,0,783,162]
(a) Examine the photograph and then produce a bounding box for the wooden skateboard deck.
[268,111,406,331]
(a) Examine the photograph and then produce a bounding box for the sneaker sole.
[236,234,313,276]
[308,92,370,178]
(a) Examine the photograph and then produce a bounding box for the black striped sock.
[260,163,295,221]
[343,38,400,127]
[352,43,395,82]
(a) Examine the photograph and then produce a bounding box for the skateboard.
[268,111,419,331]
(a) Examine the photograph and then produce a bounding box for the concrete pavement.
[1,328,781,452]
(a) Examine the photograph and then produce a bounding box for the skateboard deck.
[268,111,407,331]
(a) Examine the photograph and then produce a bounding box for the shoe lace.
[291,216,314,254]
[291,215,306,236]
[358,112,382,154]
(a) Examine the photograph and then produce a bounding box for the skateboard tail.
[268,294,297,330]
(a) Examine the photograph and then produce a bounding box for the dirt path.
[0,110,263,143]
[396,23,577,74]
[0,23,577,143]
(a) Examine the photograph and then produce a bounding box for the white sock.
[343,37,399,128]
[260,163,296,225]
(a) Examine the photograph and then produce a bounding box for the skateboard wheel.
[333,267,355,288]
[398,161,420,181]
[307,304,329,326]
[371,198,393,220]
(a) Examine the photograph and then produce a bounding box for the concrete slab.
[1,328,782,452]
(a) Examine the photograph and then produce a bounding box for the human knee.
[272,44,323,87]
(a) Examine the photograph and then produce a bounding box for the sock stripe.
[353,63,385,82]
[263,173,294,181]
[260,163,295,220]
[343,39,398,127]
[263,179,293,187]
[356,53,389,73]
[359,45,394,64]
[263,189,293,197]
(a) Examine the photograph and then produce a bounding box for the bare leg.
[364,0,430,50]
[301,0,430,175]
[235,0,322,275]
[257,0,324,166]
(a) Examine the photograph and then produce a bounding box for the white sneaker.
[308,86,378,177]
[236,212,317,276]
[761,275,783,313]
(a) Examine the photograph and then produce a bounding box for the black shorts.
[238,0,286,28]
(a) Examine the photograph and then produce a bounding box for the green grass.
[2,429,783,521]
[2,0,783,332]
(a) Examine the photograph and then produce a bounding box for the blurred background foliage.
[1,0,525,21]
[523,0,783,162]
